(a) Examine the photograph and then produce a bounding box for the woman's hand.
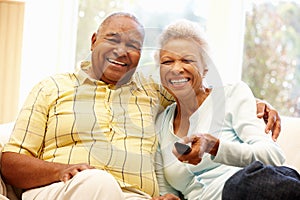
[172,134,219,165]
[256,99,281,141]
[152,193,180,200]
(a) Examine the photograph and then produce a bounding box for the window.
[242,0,300,117]
[76,0,209,81]
[76,0,300,117]
[76,0,246,85]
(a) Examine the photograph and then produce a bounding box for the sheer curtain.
[0,0,25,123]
[0,0,79,123]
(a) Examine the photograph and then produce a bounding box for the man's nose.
[113,43,127,57]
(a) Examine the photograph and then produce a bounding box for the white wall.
[19,0,78,108]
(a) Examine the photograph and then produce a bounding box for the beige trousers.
[22,169,152,200]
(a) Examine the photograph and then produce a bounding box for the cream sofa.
[276,116,300,172]
[0,117,299,199]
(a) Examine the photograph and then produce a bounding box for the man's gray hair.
[98,11,145,37]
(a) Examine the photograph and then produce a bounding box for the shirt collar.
[76,61,137,88]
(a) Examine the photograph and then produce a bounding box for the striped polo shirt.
[3,64,174,196]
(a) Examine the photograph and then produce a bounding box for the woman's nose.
[171,62,184,74]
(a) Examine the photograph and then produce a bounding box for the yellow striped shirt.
[3,65,174,196]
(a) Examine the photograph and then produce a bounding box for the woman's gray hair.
[157,19,211,70]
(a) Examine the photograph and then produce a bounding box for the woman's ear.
[90,32,97,51]
[203,68,208,78]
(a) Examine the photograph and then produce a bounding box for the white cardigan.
[155,81,285,200]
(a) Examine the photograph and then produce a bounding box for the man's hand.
[256,99,281,141]
[152,193,180,200]
[59,163,95,182]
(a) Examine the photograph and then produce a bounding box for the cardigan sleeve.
[155,142,181,197]
[213,81,285,167]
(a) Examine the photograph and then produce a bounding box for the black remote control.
[174,142,192,155]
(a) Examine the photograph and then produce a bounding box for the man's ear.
[90,32,97,51]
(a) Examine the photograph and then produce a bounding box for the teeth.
[108,58,127,66]
[170,78,189,84]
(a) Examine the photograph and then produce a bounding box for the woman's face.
[159,38,206,100]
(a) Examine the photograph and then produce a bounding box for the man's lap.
[22,169,151,200]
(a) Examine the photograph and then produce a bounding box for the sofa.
[0,117,299,199]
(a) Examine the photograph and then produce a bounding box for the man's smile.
[107,58,128,67]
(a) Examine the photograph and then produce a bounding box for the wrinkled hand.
[172,134,219,165]
[256,99,281,141]
[152,193,180,200]
[59,163,95,182]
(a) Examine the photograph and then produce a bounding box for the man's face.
[90,16,144,85]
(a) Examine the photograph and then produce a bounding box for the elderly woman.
[153,20,299,200]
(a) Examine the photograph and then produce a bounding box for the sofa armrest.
[0,146,8,199]
[277,116,300,172]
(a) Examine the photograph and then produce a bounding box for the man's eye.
[161,60,173,65]
[106,38,119,43]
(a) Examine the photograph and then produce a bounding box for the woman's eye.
[182,59,194,64]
